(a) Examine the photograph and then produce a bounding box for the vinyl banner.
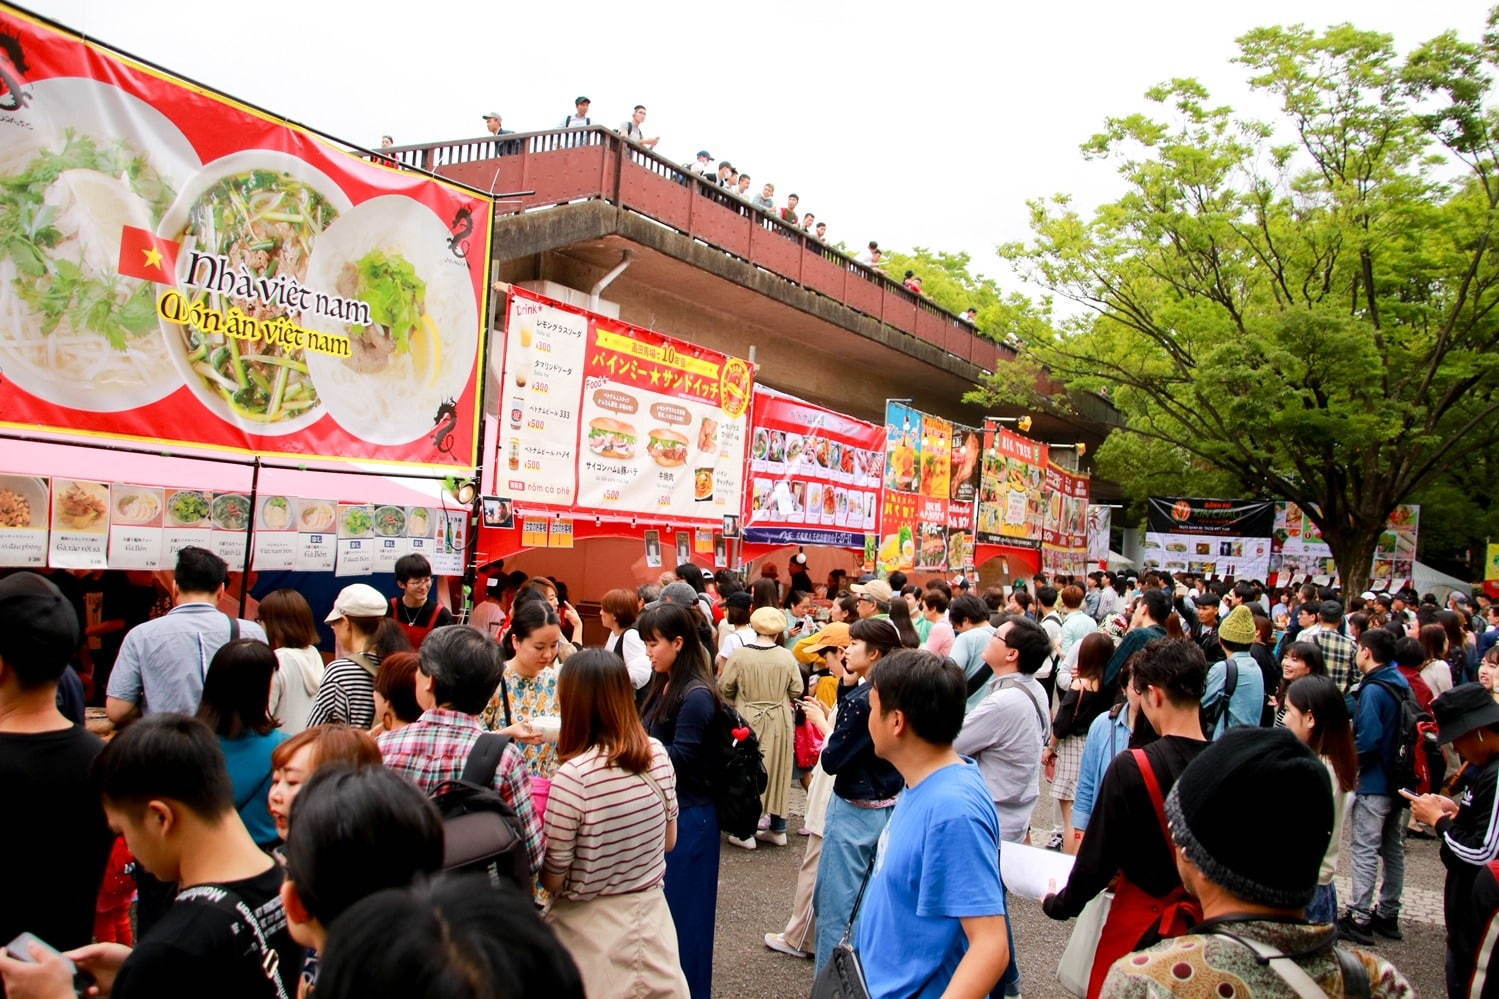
[1086,504,1112,566]
[1041,465,1089,577]
[0,5,491,468]
[1270,502,1419,587]
[945,424,980,571]
[977,428,1048,548]
[1143,497,1274,579]
[743,388,884,549]
[496,289,753,528]
[877,402,922,572]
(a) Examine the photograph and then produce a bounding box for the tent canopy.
[1413,561,1472,603]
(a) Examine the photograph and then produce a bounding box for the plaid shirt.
[377,708,544,874]
[1307,625,1359,692]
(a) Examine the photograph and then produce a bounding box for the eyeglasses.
[855,595,873,603]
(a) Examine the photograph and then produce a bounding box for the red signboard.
[0,5,491,469]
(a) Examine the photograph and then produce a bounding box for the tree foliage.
[977,15,1499,593]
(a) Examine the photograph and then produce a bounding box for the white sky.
[22,0,1488,292]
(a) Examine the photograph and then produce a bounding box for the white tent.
[1104,550,1135,569]
[1412,561,1473,603]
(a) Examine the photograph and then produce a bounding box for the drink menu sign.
[497,289,753,527]
[0,5,490,469]
[977,428,1048,548]
[743,388,884,549]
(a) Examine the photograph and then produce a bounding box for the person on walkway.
[1098,727,1413,999]
[946,595,996,711]
[1282,675,1357,924]
[1046,632,1116,853]
[813,618,904,971]
[856,650,1010,998]
[720,606,803,848]
[377,626,544,877]
[372,652,423,734]
[542,648,689,999]
[0,715,303,998]
[106,546,266,724]
[1043,638,1211,999]
[0,572,112,968]
[1304,599,1360,694]
[1102,589,1170,689]
[599,587,651,691]
[953,615,1052,844]
[1072,658,1140,841]
[266,724,382,844]
[638,603,723,999]
[1271,641,1326,727]
[1339,627,1412,945]
[257,589,324,736]
[482,597,563,820]
[306,583,386,729]
[196,639,287,849]
[1058,584,1096,660]
[1406,683,1499,998]
[1200,604,1267,739]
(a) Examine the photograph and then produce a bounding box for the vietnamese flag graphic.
[117,225,180,284]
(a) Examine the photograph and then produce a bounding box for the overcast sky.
[24,0,1488,293]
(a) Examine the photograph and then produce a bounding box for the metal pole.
[239,456,260,618]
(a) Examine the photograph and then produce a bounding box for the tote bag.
[1056,889,1113,998]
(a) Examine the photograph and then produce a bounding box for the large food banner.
[947,424,981,570]
[0,5,491,469]
[1270,502,1419,587]
[877,402,922,572]
[743,389,883,549]
[916,416,952,570]
[977,428,1047,548]
[1086,504,1112,567]
[1041,464,1089,578]
[1143,497,1274,579]
[497,290,752,527]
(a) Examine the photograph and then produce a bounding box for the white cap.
[326,583,387,623]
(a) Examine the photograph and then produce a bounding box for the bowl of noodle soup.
[303,196,478,445]
[156,150,351,436]
[0,78,199,411]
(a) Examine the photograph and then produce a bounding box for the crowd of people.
[4,544,1498,997]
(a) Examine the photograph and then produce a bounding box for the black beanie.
[1165,727,1332,908]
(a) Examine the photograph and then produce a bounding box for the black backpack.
[430,733,532,891]
[1365,678,1446,795]
[709,702,768,840]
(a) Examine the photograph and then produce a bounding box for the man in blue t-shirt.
[855,650,1010,999]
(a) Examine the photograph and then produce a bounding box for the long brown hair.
[557,649,652,773]
[1285,675,1357,793]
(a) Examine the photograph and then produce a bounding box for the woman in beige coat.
[720,606,804,848]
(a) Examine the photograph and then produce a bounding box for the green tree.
[977,16,1499,595]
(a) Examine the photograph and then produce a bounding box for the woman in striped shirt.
[542,648,689,998]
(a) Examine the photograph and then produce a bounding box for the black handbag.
[811,852,877,999]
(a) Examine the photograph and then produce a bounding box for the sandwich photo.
[647,427,689,467]
[588,418,638,459]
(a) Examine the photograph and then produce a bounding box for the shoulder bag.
[811,852,877,999]
[1209,930,1370,999]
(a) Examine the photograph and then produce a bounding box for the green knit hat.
[1219,604,1257,646]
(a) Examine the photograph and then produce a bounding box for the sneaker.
[1370,914,1403,940]
[726,834,757,850]
[1045,831,1064,852]
[1336,913,1375,946]
[756,830,788,846]
[757,814,772,832]
[763,932,813,959]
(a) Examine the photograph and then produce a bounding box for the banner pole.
[238,456,260,618]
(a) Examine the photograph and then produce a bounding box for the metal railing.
[382,128,1016,373]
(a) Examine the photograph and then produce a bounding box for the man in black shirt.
[0,573,113,975]
[0,715,302,999]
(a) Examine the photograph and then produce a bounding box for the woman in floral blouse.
[483,594,563,818]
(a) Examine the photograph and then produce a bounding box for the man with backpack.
[377,626,543,879]
[1034,586,1064,701]
[1199,605,1266,740]
[1099,728,1413,998]
[1339,628,1411,946]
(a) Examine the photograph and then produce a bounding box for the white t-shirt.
[717,625,756,664]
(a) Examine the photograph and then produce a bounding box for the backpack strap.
[461,733,512,787]
[1131,748,1172,846]
[225,612,240,643]
[1335,946,1371,999]
[993,676,1049,742]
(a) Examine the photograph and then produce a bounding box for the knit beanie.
[1164,727,1331,908]
[1218,604,1257,646]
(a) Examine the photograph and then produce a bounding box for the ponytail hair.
[501,598,559,659]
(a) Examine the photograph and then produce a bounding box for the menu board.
[1270,502,1419,587]
[977,428,1048,548]
[0,475,51,566]
[429,509,466,576]
[1041,465,1089,578]
[1143,497,1274,579]
[0,5,490,469]
[497,289,753,527]
[108,485,165,568]
[49,479,110,567]
[743,389,883,549]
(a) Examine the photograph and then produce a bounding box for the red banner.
[743,389,883,550]
[0,5,491,469]
[977,428,1048,548]
[1041,464,1090,577]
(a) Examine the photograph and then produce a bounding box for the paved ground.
[712,786,1450,998]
